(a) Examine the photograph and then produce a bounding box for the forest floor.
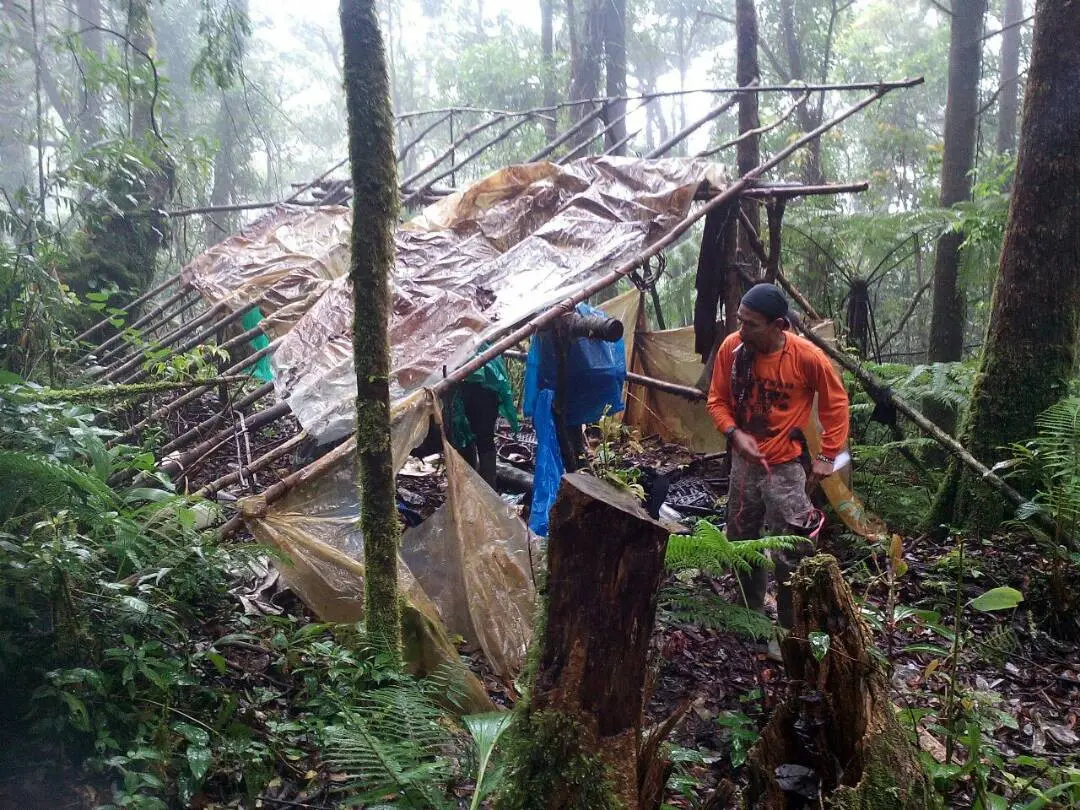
[645,518,1080,808]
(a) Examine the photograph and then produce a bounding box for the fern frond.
[665,520,795,577]
[663,590,777,641]
[324,682,458,809]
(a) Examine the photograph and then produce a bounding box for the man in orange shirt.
[706,283,850,633]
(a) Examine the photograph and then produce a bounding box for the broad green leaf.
[968,586,1023,612]
[463,712,513,809]
[809,631,830,662]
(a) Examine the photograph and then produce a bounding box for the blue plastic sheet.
[524,303,626,536]
[523,303,626,424]
[528,388,563,537]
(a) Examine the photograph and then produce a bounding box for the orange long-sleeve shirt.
[706,331,850,465]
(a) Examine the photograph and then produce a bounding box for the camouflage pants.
[726,452,820,629]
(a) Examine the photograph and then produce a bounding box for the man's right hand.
[729,429,765,464]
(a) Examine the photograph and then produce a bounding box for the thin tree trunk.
[930,0,1080,533]
[925,0,986,435]
[340,0,402,655]
[569,0,602,136]
[996,0,1022,155]
[736,0,761,278]
[603,0,627,153]
[76,0,103,141]
[541,0,557,141]
[206,96,238,241]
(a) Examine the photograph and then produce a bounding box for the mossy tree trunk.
[340,0,402,656]
[924,0,986,436]
[499,473,670,810]
[748,555,937,809]
[929,0,1080,533]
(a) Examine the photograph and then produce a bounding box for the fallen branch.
[795,321,1030,511]
[4,375,254,403]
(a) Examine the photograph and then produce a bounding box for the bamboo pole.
[82,287,191,363]
[696,89,810,159]
[12,375,253,403]
[740,181,869,199]
[404,117,534,205]
[160,380,275,455]
[73,274,182,344]
[559,100,649,164]
[101,301,231,382]
[526,105,608,163]
[111,336,281,445]
[400,114,511,189]
[118,300,263,385]
[504,349,704,400]
[602,128,641,156]
[646,95,740,159]
[397,112,451,163]
[395,79,929,120]
[160,400,292,480]
[196,430,309,498]
[89,296,205,374]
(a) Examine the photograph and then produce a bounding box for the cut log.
[747,555,937,809]
[498,472,671,810]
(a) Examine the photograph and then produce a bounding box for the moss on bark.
[495,708,622,810]
[928,0,1080,533]
[340,0,402,656]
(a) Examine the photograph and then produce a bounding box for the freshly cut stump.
[747,555,937,809]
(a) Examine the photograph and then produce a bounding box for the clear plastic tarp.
[267,157,728,443]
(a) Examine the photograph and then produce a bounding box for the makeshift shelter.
[76,80,918,682]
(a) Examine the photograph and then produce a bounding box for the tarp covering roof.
[179,156,728,442]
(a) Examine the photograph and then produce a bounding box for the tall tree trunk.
[736,0,761,278]
[929,0,1080,533]
[541,0,557,141]
[340,0,402,655]
[996,0,1022,155]
[603,0,626,153]
[925,0,986,435]
[76,0,103,142]
[568,0,602,136]
[205,96,238,241]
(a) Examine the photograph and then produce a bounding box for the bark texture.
[340,0,402,654]
[736,0,762,278]
[931,0,1080,532]
[925,0,986,434]
[996,0,1023,155]
[748,556,937,809]
[499,473,670,810]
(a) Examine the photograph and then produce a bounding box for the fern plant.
[1006,396,1080,553]
[665,519,796,579]
[663,520,797,640]
[323,677,513,809]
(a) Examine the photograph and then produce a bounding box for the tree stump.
[498,472,671,810]
[747,555,937,810]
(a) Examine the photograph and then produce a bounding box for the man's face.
[736,304,779,351]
